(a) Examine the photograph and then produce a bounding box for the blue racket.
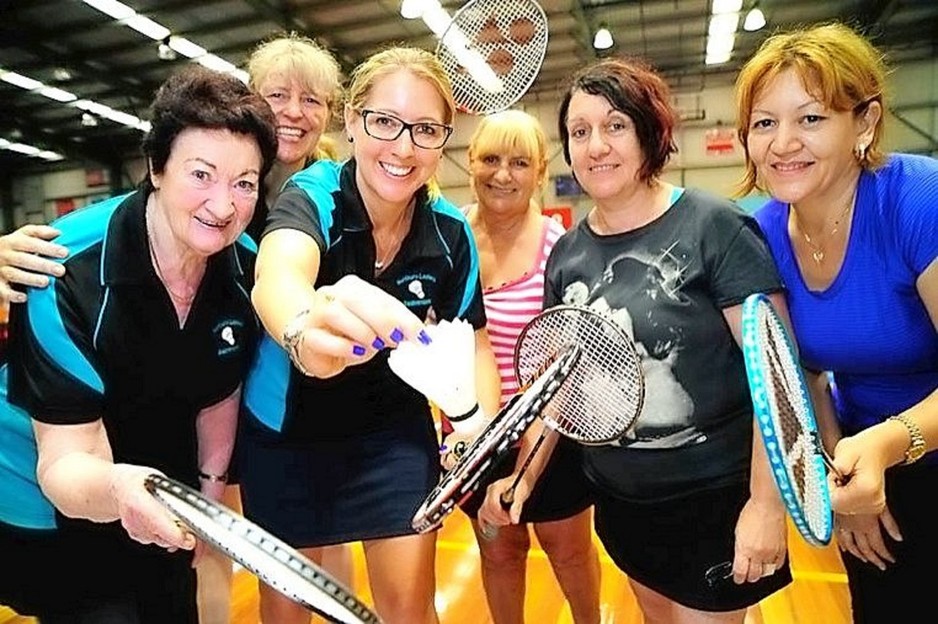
[741,293,838,546]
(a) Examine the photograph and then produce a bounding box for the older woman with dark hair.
[0,65,276,623]
[481,56,792,622]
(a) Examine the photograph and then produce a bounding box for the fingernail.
[418,330,432,345]
[390,327,404,343]
[352,344,366,357]
[372,337,386,350]
[54,265,66,276]
[439,445,448,453]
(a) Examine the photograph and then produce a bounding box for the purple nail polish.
[372,337,386,350]
[352,344,366,357]
[418,330,432,345]
[390,328,404,343]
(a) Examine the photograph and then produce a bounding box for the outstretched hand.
[0,224,68,303]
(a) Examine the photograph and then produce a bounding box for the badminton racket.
[411,343,580,533]
[497,304,645,511]
[434,0,548,114]
[741,293,840,546]
[145,475,381,624]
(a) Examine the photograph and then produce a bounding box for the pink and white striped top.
[484,216,566,407]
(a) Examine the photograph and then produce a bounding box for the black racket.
[435,0,548,114]
[411,344,580,533]
[145,475,381,624]
[741,293,838,546]
[496,305,645,512]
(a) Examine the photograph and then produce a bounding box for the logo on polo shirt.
[397,273,437,309]
[213,319,245,357]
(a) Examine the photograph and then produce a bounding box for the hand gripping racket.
[498,305,645,511]
[411,343,580,533]
[741,293,841,546]
[435,0,548,114]
[145,475,381,624]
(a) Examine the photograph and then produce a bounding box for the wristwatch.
[282,308,312,376]
[889,414,926,465]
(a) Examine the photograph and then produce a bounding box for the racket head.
[514,305,645,444]
[145,475,381,624]
[435,0,548,114]
[741,293,834,546]
[412,344,580,533]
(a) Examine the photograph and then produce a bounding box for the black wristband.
[447,403,480,423]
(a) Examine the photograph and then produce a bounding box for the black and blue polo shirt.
[243,159,486,440]
[0,191,259,530]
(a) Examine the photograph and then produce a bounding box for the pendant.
[812,249,824,264]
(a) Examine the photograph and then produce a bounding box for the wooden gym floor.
[1,510,851,623]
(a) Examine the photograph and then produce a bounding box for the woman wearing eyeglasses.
[241,46,500,624]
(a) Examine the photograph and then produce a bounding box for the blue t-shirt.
[755,153,938,435]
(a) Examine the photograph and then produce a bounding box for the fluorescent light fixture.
[744,8,766,31]
[711,0,743,14]
[232,69,250,84]
[593,27,614,50]
[1,70,42,90]
[81,112,99,127]
[4,142,41,156]
[122,14,171,41]
[168,36,206,59]
[400,0,427,19]
[195,55,238,73]
[37,150,66,161]
[81,0,135,20]
[708,13,739,36]
[422,3,452,37]
[38,86,78,103]
[706,35,736,56]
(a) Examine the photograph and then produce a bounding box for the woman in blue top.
[735,22,938,623]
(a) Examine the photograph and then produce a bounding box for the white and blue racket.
[741,293,840,547]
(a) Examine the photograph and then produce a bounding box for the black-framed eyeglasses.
[359,109,453,150]
[704,561,733,588]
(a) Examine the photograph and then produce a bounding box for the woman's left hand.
[732,496,788,583]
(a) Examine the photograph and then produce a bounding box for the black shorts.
[239,409,440,547]
[458,436,592,523]
[0,519,196,621]
[593,481,792,612]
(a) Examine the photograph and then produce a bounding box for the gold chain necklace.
[146,219,196,304]
[794,200,854,265]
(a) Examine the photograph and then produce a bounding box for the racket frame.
[411,344,580,533]
[741,293,834,547]
[145,474,381,624]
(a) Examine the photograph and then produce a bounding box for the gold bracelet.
[888,414,926,465]
[198,470,228,483]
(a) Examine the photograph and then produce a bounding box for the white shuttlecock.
[388,318,483,427]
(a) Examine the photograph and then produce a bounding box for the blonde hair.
[346,47,456,198]
[735,22,889,196]
[468,110,549,187]
[248,33,342,110]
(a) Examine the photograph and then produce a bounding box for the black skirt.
[239,409,440,547]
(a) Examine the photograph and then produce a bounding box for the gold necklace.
[373,201,414,273]
[146,219,196,304]
[793,200,854,265]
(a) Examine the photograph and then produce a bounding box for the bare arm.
[252,228,427,379]
[195,386,241,500]
[33,418,193,550]
[0,225,68,303]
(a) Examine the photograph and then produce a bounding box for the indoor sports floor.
[0,512,851,623]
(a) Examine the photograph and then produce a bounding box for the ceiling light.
[122,14,171,41]
[81,112,99,127]
[593,27,614,50]
[1,70,42,90]
[157,39,177,61]
[52,67,73,81]
[711,0,743,14]
[743,7,766,31]
[81,0,134,20]
[168,36,206,59]
[709,13,739,36]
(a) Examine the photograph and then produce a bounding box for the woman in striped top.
[457,110,601,624]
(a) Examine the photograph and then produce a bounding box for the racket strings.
[516,308,643,443]
[437,0,547,114]
[758,312,829,540]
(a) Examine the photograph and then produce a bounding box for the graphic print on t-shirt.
[561,242,704,449]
